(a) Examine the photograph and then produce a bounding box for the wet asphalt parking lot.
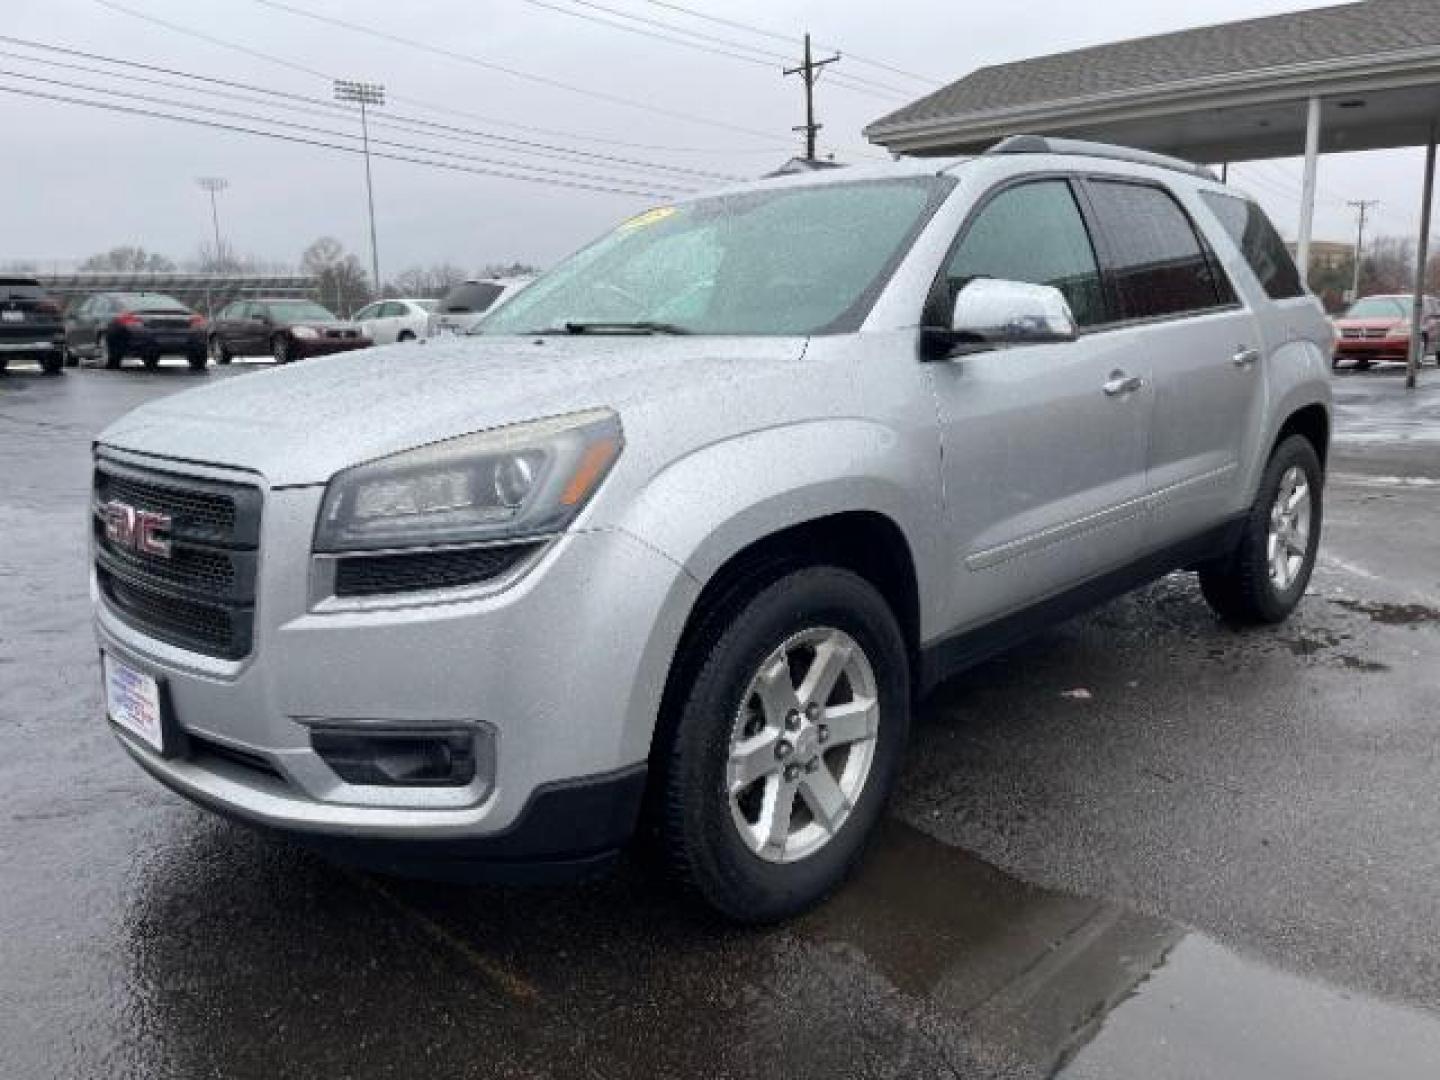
[2,356,1439,1079]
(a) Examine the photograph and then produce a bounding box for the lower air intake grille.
[333,543,540,597]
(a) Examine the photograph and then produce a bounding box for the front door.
[928,177,1154,628]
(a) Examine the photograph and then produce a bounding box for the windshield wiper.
[531,320,692,336]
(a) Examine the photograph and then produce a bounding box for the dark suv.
[0,276,65,374]
[208,299,370,364]
[65,292,208,370]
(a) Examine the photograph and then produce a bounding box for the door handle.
[1232,347,1261,368]
[1103,370,1144,396]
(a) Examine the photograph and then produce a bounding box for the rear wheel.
[63,345,79,368]
[40,349,64,375]
[187,350,208,371]
[141,353,160,369]
[1198,435,1323,625]
[1354,358,1372,371]
[658,566,909,922]
[398,330,416,342]
[100,335,121,369]
[208,335,231,365]
[271,334,291,364]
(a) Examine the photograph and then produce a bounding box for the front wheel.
[208,335,231,365]
[1198,435,1323,625]
[100,335,121,369]
[40,349,64,375]
[141,353,160,369]
[187,350,208,371]
[271,334,291,364]
[658,566,910,923]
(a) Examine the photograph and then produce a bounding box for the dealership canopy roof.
[865,0,1440,386]
[865,0,1440,160]
[33,272,317,306]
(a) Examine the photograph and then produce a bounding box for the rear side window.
[943,180,1107,327]
[439,282,503,313]
[1086,180,1228,320]
[1200,192,1305,300]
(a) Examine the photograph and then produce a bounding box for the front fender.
[609,418,945,637]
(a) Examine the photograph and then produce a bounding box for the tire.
[208,335,231,366]
[63,346,79,368]
[187,350,208,371]
[272,334,291,364]
[658,566,910,923]
[100,334,121,369]
[1354,358,1372,371]
[398,330,415,342]
[0,357,8,373]
[40,349,64,375]
[141,353,160,369]
[1198,435,1323,625]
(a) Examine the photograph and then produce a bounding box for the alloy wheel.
[1267,465,1312,592]
[726,626,879,864]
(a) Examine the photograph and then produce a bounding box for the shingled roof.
[867,0,1440,143]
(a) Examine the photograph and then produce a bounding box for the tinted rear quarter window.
[0,278,45,300]
[440,283,503,313]
[1200,191,1305,300]
[1086,180,1227,320]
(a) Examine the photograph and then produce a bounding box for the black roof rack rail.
[986,135,1218,181]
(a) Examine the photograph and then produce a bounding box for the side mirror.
[925,278,1078,360]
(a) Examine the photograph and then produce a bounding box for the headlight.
[1389,322,1411,339]
[314,409,623,552]
[292,325,320,340]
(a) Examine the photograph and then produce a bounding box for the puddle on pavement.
[806,819,1440,1078]
[1331,598,1440,626]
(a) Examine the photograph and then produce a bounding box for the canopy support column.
[1408,120,1436,391]
[1296,96,1322,288]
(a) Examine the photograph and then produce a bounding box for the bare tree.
[78,245,176,273]
[301,237,371,315]
[385,262,468,298]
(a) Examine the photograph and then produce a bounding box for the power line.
[0,65,700,195]
[784,34,840,162]
[243,0,794,141]
[0,36,744,183]
[88,0,783,154]
[631,0,943,85]
[515,0,912,99]
[0,79,686,199]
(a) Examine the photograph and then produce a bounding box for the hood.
[98,335,807,486]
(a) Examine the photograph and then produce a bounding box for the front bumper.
[1334,337,1410,361]
[0,335,63,353]
[293,337,371,358]
[94,458,699,867]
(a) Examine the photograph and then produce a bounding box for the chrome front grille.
[93,457,262,659]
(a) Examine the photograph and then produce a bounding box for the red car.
[1332,294,1440,369]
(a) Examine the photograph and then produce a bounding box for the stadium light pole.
[333,79,385,294]
[196,176,228,259]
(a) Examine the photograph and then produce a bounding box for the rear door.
[928,176,1155,623]
[1080,177,1264,549]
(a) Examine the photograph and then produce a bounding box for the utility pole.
[783,33,840,162]
[1345,199,1379,304]
[333,79,385,295]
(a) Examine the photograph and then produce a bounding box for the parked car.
[353,298,437,344]
[1332,293,1440,369]
[207,298,370,364]
[64,292,208,370]
[0,276,65,374]
[427,277,532,337]
[92,138,1332,922]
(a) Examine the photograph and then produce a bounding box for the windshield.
[439,282,504,313]
[113,292,187,311]
[477,177,950,337]
[1344,297,1408,320]
[265,300,336,321]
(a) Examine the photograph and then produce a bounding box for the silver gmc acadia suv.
[93,137,1332,921]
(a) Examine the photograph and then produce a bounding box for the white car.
[427,277,533,337]
[353,299,437,345]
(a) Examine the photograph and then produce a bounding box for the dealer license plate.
[103,652,164,752]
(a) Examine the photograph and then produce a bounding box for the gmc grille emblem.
[102,500,173,559]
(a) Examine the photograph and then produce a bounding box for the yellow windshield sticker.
[620,206,677,231]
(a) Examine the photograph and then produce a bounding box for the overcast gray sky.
[2,0,1432,275]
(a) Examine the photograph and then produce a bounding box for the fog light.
[310,727,481,787]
